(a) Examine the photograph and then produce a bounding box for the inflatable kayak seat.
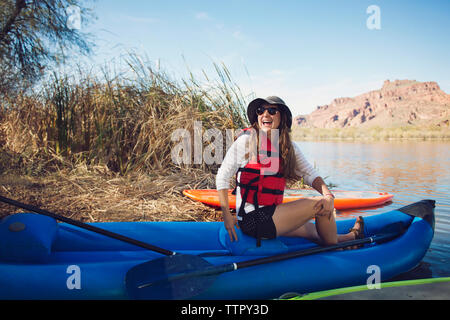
[219,224,288,256]
[0,213,58,263]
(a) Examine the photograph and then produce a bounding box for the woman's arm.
[312,176,334,198]
[218,189,239,242]
[292,143,334,219]
[216,135,249,242]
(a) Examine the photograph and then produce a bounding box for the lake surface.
[295,140,450,280]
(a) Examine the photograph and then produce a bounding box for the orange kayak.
[182,189,394,210]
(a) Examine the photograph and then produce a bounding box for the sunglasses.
[256,106,279,116]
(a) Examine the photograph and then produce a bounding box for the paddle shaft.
[139,228,402,289]
[232,224,403,271]
[0,195,175,256]
[236,234,382,269]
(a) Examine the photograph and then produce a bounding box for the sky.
[79,0,450,117]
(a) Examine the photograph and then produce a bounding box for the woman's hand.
[223,211,239,242]
[314,194,335,220]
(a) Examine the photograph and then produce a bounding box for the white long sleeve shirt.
[216,134,320,218]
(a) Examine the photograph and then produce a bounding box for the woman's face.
[257,104,281,133]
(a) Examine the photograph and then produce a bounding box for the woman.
[216,96,364,248]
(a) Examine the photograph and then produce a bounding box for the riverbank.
[0,164,220,222]
[292,125,450,141]
[0,161,311,222]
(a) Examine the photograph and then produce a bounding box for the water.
[295,140,450,279]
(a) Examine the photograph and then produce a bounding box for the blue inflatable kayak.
[0,200,435,299]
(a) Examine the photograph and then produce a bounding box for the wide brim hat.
[247,96,293,129]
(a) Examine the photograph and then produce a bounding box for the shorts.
[238,205,277,245]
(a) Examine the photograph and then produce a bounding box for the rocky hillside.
[295,80,450,128]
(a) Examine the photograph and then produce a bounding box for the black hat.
[247,96,293,129]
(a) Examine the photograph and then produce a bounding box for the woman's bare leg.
[283,222,318,240]
[285,222,356,242]
[273,197,370,246]
[272,196,365,247]
[278,208,337,246]
[283,216,363,247]
[273,196,338,245]
[314,211,338,246]
[272,197,322,237]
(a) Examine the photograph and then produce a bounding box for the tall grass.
[0,54,249,176]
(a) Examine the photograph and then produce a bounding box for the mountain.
[294,80,450,128]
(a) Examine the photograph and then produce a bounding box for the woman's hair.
[247,109,301,182]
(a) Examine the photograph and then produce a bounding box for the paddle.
[0,195,175,256]
[125,222,405,300]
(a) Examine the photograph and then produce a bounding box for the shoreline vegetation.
[292,126,450,141]
[0,55,250,221]
[1,55,448,222]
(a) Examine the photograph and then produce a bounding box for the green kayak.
[279,277,450,300]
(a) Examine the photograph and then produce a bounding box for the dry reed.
[0,165,220,222]
[0,55,250,221]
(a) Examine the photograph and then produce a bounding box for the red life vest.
[236,128,286,217]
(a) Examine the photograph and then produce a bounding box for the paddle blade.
[398,199,435,230]
[125,254,217,300]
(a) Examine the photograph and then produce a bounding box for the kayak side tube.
[193,201,436,299]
